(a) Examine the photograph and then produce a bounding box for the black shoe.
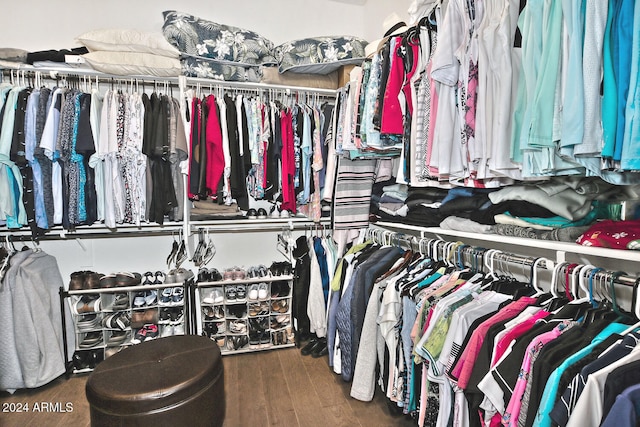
[72,352,89,370]
[311,339,328,358]
[301,338,320,356]
[257,208,268,219]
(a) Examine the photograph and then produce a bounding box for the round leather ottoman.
[86,335,224,427]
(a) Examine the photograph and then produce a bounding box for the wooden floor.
[0,347,416,427]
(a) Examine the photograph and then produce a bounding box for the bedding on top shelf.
[273,36,368,75]
[162,10,277,83]
[72,28,182,77]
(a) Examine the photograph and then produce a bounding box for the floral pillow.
[274,36,368,74]
[180,56,261,83]
[162,10,277,66]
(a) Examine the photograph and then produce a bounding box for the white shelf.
[373,221,640,263]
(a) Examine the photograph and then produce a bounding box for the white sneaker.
[173,323,185,335]
[258,283,269,300]
[160,325,174,338]
[202,288,224,305]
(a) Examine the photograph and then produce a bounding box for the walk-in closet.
[2,0,640,426]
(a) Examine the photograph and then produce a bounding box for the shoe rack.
[195,273,295,355]
[62,279,190,373]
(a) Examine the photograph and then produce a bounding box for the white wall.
[37,230,301,282]
[3,0,408,52]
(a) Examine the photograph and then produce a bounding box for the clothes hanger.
[620,277,640,335]
[174,229,187,268]
[607,271,630,322]
[166,231,179,268]
[201,228,216,265]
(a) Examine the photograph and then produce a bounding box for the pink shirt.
[492,310,550,366]
[502,322,574,427]
[449,297,537,389]
[380,36,406,135]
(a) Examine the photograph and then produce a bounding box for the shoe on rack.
[247,284,259,300]
[115,272,142,288]
[246,208,258,219]
[227,304,247,319]
[99,274,117,289]
[165,269,177,284]
[223,268,235,281]
[154,271,166,284]
[102,312,131,330]
[72,351,89,370]
[144,290,158,306]
[142,271,155,286]
[203,322,218,337]
[271,299,289,314]
[173,323,185,335]
[160,325,174,338]
[79,332,104,348]
[235,284,247,301]
[257,208,268,219]
[233,267,246,280]
[209,268,223,281]
[271,281,291,298]
[159,307,172,324]
[258,283,269,300]
[169,307,184,324]
[159,287,173,306]
[225,285,237,302]
[145,324,159,340]
[215,337,226,349]
[228,320,247,334]
[77,314,101,331]
[172,287,184,305]
[202,288,224,305]
[107,330,128,346]
[73,295,101,315]
[133,292,147,308]
[175,268,194,283]
[198,268,211,283]
[111,293,129,310]
[131,324,159,344]
[85,272,104,289]
[131,310,159,329]
[249,331,260,347]
[69,271,87,291]
[259,331,271,345]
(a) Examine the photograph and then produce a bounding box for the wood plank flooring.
[0,347,416,427]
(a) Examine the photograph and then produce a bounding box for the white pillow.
[77,29,180,58]
[82,51,181,77]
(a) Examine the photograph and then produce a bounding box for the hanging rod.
[0,65,339,95]
[367,225,640,289]
[0,217,330,241]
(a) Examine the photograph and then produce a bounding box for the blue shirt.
[534,322,628,427]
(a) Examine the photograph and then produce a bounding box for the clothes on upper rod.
[325,236,640,427]
[181,86,335,220]
[337,0,640,188]
[0,81,189,234]
[0,73,336,234]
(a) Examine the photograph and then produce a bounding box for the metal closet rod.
[0,218,330,241]
[0,66,339,96]
[367,227,640,289]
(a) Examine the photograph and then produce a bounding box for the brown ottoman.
[86,335,224,427]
